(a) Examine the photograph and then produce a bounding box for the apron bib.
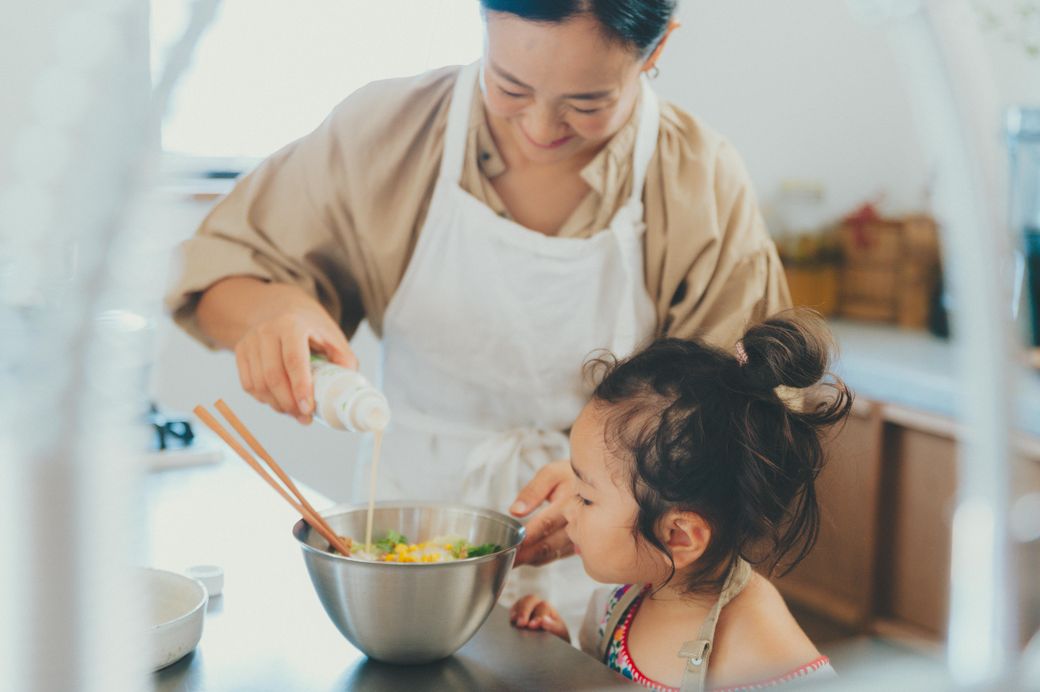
[597,560,754,692]
[362,61,660,627]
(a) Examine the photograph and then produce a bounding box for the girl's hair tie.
[734,340,749,366]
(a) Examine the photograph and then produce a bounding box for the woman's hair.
[588,309,853,595]
[479,0,677,57]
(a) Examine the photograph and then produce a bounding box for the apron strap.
[627,75,660,208]
[597,585,646,663]
[677,559,753,692]
[607,77,660,356]
[439,61,480,185]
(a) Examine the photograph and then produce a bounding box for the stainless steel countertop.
[147,458,634,691]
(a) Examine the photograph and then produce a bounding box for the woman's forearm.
[195,276,323,350]
[195,276,356,422]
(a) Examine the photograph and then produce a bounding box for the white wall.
[149,2,1040,499]
[657,0,932,219]
[657,0,1040,221]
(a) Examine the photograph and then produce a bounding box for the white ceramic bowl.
[144,567,208,671]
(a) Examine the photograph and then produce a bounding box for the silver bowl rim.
[291,500,526,568]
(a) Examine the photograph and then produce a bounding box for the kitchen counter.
[147,459,633,691]
[829,320,1040,438]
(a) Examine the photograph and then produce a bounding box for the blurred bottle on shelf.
[1007,107,1040,352]
[771,180,841,316]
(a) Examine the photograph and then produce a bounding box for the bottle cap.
[186,564,224,597]
[352,390,391,431]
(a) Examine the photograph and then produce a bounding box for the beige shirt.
[166,65,790,349]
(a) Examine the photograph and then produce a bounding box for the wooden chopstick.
[193,405,352,556]
[213,399,325,524]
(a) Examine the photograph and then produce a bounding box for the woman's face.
[482,11,648,165]
[563,402,671,585]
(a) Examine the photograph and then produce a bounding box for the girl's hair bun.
[737,310,834,392]
[588,308,853,592]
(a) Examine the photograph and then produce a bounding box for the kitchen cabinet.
[775,399,883,630]
[775,399,1040,648]
[875,415,957,639]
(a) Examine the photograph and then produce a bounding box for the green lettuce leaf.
[374,529,407,553]
[466,543,501,557]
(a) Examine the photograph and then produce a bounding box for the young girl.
[510,310,853,691]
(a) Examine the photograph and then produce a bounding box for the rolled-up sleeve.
[164,67,458,349]
[679,243,791,350]
[164,119,359,349]
[645,108,791,349]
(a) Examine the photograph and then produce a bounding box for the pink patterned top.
[600,585,836,692]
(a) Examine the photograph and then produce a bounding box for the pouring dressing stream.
[310,356,391,553]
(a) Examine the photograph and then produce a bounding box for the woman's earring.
[648,65,660,80]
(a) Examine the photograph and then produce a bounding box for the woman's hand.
[509,595,570,642]
[510,459,576,566]
[197,277,357,424]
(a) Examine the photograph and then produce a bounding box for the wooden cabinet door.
[873,412,1040,643]
[875,421,958,638]
[775,399,884,629]
[1013,447,1040,645]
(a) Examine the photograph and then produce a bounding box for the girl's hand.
[510,460,576,566]
[509,595,570,642]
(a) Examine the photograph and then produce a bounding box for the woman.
[166,0,790,628]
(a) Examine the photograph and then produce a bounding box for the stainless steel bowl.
[292,502,524,664]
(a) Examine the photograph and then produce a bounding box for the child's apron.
[597,560,754,692]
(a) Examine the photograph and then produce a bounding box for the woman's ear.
[641,20,680,74]
[659,510,710,570]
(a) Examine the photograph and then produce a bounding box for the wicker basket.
[837,215,941,329]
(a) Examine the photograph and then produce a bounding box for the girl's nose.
[562,496,576,523]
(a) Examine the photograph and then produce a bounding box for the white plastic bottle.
[310,356,390,432]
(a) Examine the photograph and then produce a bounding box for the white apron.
[361,61,659,632]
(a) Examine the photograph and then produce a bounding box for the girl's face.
[563,402,671,585]
[481,12,647,165]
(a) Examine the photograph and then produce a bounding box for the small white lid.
[353,391,390,431]
[186,564,224,597]
[333,388,390,432]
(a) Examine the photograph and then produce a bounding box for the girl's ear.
[659,510,711,570]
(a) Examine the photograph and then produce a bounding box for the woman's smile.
[518,123,574,150]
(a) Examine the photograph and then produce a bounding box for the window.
[151,0,483,160]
